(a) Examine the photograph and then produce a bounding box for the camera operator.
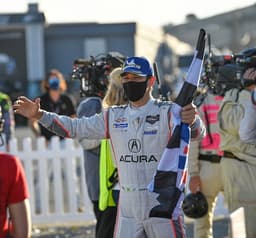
[76,91,102,237]
[75,53,125,238]
[239,68,256,143]
[218,61,256,238]
[188,90,223,238]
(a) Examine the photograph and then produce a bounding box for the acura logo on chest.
[128,139,141,153]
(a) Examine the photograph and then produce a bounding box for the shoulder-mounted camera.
[200,34,256,96]
[72,52,125,98]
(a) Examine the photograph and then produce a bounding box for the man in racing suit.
[13,56,205,238]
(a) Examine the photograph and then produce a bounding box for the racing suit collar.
[128,98,156,124]
[129,98,155,112]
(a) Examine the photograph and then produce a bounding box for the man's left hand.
[181,103,197,125]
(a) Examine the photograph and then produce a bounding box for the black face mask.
[123,80,148,102]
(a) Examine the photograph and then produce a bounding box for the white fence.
[6,135,229,227]
[9,136,95,226]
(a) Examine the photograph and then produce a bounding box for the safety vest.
[0,92,11,112]
[99,138,118,211]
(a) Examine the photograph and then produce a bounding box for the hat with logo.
[49,77,60,90]
[121,56,153,77]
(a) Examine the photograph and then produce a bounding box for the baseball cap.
[121,56,153,77]
[49,77,60,90]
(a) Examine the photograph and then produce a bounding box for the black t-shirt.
[39,93,76,141]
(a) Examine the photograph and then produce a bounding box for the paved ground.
[31,218,229,238]
[186,218,229,238]
[32,225,95,238]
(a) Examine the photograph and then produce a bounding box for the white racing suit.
[39,98,205,238]
[218,89,256,238]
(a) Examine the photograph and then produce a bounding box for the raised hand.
[13,96,43,120]
[181,103,197,125]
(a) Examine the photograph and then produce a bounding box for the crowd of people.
[1,43,256,238]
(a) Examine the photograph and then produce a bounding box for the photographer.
[218,60,256,237]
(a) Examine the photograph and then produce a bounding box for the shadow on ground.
[32,218,229,238]
[186,218,229,238]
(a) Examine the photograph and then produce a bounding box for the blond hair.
[102,67,128,108]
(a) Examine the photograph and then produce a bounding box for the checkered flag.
[148,29,206,219]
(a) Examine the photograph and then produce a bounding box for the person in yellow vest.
[0,92,15,151]
[98,67,128,237]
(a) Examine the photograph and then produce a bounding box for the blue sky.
[0,0,255,26]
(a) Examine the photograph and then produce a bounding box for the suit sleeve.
[188,103,205,176]
[219,89,248,133]
[190,114,206,141]
[76,98,102,149]
[239,90,256,143]
[39,110,106,140]
[188,140,200,176]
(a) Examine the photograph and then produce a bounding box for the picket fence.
[9,136,95,226]
[6,136,230,227]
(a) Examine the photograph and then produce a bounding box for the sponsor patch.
[119,154,158,163]
[146,114,160,124]
[124,59,141,69]
[114,117,127,123]
[128,139,141,153]
[113,123,128,129]
[144,130,157,135]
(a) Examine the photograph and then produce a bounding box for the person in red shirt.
[0,106,31,238]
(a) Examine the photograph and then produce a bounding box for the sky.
[0,0,256,27]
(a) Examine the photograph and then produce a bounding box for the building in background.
[0,3,45,101]
[164,3,256,53]
[0,3,191,125]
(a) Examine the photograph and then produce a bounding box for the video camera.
[72,52,125,97]
[201,36,256,96]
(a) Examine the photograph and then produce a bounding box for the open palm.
[13,96,41,119]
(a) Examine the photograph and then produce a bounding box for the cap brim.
[120,70,147,77]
